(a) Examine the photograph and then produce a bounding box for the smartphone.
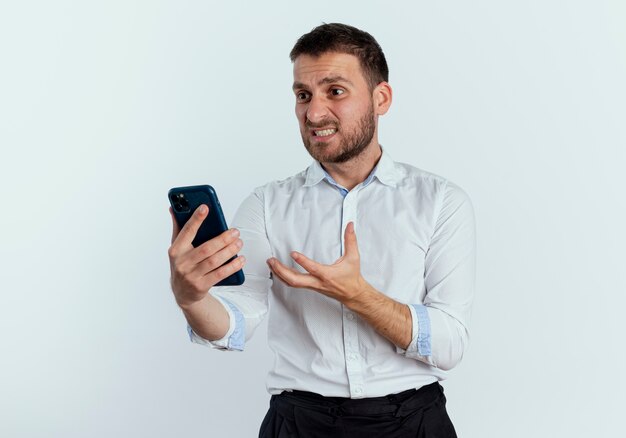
[168,185,245,286]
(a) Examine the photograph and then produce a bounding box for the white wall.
[1,1,625,437]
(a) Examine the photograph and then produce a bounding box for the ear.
[372,82,393,115]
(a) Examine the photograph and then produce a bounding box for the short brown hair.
[289,23,389,90]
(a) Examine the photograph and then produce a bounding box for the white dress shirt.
[188,149,476,399]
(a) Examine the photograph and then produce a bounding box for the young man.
[168,23,475,437]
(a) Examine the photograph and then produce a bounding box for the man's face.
[292,52,377,164]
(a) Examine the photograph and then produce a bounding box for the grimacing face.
[292,52,378,164]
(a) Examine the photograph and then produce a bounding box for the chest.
[265,183,436,302]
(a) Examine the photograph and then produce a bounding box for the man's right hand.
[168,204,246,310]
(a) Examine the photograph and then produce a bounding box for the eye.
[330,88,345,96]
[296,91,310,102]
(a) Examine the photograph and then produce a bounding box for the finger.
[269,262,309,288]
[290,251,326,277]
[193,236,243,277]
[188,228,240,266]
[202,255,246,289]
[267,257,319,289]
[170,207,181,244]
[343,222,360,259]
[174,204,208,248]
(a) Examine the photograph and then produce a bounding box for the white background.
[1,1,625,437]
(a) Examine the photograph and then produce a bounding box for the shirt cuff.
[187,296,246,351]
[397,304,432,358]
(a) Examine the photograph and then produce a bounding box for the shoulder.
[233,168,308,224]
[391,160,473,210]
[392,161,451,195]
[252,167,310,199]
[395,161,447,185]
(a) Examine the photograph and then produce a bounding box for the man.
[168,23,475,437]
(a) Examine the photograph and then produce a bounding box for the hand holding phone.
[168,185,245,309]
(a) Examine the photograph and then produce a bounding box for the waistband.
[273,381,443,418]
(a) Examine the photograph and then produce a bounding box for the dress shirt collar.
[303,147,400,189]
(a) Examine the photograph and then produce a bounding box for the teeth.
[314,129,336,136]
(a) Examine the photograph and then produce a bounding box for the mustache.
[305,119,339,129]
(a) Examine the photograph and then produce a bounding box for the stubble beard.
[302,105,376,164]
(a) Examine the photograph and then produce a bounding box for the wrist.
[342,279,377,311]
[176,294,208,313]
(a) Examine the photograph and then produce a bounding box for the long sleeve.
[398,181,476,370]
[188,187,273,350]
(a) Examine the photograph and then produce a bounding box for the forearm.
[344,282,412,349]
[179,293,230,342]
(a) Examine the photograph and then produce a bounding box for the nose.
[305,95,329,124]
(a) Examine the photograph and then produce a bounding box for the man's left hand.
[266,222,371,304]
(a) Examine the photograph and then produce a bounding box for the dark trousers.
[259,382,457,437]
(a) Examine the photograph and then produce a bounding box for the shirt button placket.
[340,189,364,398]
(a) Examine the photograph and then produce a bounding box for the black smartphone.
[168,185,245,286]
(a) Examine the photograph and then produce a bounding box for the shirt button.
[347,313,355,320]
[354,387,362,394]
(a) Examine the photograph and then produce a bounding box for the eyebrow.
[292,75,354,90]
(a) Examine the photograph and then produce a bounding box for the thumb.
[344,222,360,258]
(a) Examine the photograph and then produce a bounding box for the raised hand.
[168,205,245,309]
[266,222,368,305]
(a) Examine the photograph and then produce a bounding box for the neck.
[321,143,383,191]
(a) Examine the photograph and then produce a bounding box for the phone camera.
[171,193,191,213]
